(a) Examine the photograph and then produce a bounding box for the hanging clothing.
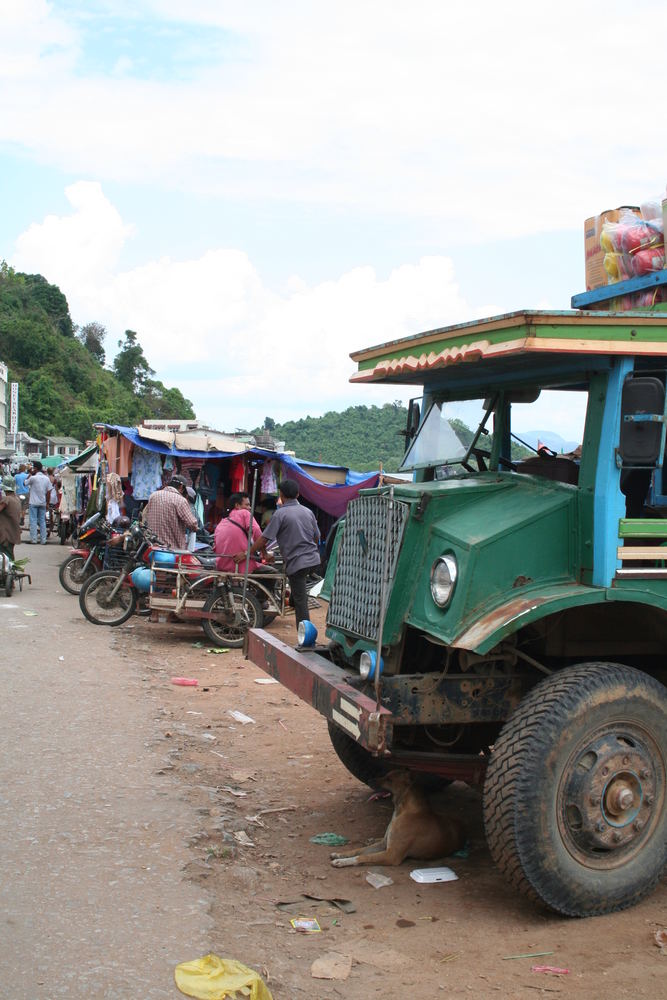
[229,456,245,493]
[106,472,123,503]
[107,499,121,523]
[131,447,164,500]
[260,460,278,494]
[199,461,222,501]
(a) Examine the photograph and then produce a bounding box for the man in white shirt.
[25,461,52,544]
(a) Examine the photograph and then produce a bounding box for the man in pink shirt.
[214,493,263,572]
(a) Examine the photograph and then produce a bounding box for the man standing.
[25,461,51,544]
[0,476,22,560]
[234,479,320,631]
[142,474,198,550]
[214,492,263,572]
[14,465,29,524]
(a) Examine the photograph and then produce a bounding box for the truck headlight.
[359,650,383,680]
[430,554,457,608]
[297,620,318,647]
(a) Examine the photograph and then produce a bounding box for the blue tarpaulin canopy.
[101,425,380,518]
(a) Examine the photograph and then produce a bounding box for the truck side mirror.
[401,400,421,443]
[618,376,665,466]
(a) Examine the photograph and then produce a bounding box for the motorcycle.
[77,521,284,647]
[58,512,125,595]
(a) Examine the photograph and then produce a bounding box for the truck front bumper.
[246,629,393,752]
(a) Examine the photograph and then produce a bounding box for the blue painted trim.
[572,271,667,309]
[592,358,634,586]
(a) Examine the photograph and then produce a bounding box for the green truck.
[246,306,667,917]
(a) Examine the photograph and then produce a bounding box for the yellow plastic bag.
[174,954,273,1000]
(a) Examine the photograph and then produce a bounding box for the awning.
[99,426,380,518]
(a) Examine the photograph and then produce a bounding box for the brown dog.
[330,770,465,868]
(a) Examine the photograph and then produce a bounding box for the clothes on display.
[106,472,123,503]
[260,460,278,494]
[131,447,164,500]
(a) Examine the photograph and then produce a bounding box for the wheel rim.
[557,723,664,870]
[85,578,133,623]
[66,558,86,584]
[208,593,258,643]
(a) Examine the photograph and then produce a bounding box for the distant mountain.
[514,430,580,454]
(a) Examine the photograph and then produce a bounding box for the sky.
[1,0,666,440]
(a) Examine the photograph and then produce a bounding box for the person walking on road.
[234,479,321,631]
[142,475,198,551]
[0,476,22,560]
[14,464,29,525]
[25,461,51,545]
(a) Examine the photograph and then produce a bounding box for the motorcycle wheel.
[202,586,264,648]
[79,570,137,626]
[59,553,98,595]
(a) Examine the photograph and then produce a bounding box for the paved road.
[0,542,212,999]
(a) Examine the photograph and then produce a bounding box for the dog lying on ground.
[330,769,465,868]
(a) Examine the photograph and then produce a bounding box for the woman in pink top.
[214,493,263,572]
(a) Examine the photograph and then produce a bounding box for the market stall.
[96,423,380,558]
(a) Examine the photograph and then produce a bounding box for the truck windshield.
[399,399,490,472]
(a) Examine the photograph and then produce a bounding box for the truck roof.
[350,309,667,389]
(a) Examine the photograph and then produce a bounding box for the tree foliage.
[0,264,195,444]
[77,321,107,364]
[113,329,155,391]
[260,403,410,471]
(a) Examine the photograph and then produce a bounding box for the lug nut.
[595,821,605,832]
[612,832,622,843]
[640,769,650,779]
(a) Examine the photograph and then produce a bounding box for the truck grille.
[327,494,409,641]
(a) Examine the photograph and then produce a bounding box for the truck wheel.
[327,721,391,788]
[483,662,666,917]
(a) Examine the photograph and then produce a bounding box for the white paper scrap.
[228,710,255,725]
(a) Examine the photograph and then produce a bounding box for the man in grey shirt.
[25,460,52,544]
[234,479,321,631]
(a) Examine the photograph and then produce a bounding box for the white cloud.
[15,182,134,293]
[1,2,666,238]
[12,183,488,430]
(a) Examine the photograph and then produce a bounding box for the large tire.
[327,721,452,792]
[79,570,137,626]
[483,662,667,917]
[327,721,392,788]
[202,586,264,648]
[59,553,97,595]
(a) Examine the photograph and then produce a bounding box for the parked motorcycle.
[58,512,125,595]
[77,521,279,647]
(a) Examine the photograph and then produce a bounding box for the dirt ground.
[109,599,666,999]
[4,540,665,999]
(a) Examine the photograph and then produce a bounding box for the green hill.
[259,404,410,472]
[0,262,194,443]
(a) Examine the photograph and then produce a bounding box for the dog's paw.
[330,852,341,860]
[331,856,357,868]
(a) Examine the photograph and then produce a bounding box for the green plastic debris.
[309,832,349,846]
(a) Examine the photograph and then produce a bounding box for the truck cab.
[247,308,667,917]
